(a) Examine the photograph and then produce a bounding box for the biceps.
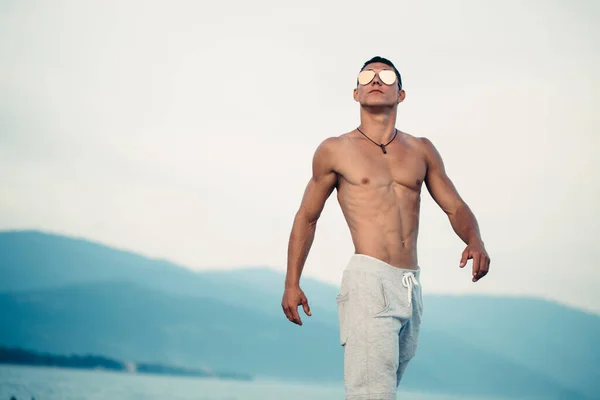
[297,172,337,223]
[425,171,463,215]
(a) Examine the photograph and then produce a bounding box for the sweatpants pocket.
[336,292,350,346]
[372,276,390,316]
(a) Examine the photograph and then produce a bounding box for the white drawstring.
[402,272,419,307]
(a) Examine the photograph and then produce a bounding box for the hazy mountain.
[0,230,598,399]
[0,230,338,324]
[0,280,586,399]
[422,295,600,398]
[0,281,342,381]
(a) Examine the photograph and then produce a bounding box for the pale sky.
[1,0,599,314]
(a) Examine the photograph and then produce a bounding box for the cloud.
[1,0,599,313]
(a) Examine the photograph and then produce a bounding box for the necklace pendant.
[380,144,387,154]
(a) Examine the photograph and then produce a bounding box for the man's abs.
[337,183,421,270]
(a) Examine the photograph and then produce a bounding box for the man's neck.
[358,108,398,143]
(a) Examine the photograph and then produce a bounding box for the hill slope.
[0,281,587,399]
[0,230,338,323]
[0,281,342,381]
[0,230,598,398]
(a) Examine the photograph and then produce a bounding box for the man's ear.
[353,87,359,102]
[397,89,406,104]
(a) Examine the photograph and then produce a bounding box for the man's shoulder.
[399,132,443,167]
[315,131,354,153]
[311,132,356,171]
[402,132,437,154]
[401,131,431,145]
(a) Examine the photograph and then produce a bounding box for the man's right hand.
[281,285,311,326]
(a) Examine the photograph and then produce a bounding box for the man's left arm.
[420,137,490,282]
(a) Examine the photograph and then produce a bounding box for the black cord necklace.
[356,127,398,154]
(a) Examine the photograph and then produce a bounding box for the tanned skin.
[281,62,490,325]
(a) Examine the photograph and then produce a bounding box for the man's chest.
[337,145,427,191]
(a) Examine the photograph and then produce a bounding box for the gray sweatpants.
[336,254,423,400]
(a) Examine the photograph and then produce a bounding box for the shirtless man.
[281,56,490,399]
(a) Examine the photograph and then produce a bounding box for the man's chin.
[360,101,394,109]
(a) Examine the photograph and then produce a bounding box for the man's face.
[353,62,405,108]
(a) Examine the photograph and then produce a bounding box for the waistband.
[346,254,420,280]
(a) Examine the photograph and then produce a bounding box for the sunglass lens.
[379,70,397,85]
[358,70,375,85]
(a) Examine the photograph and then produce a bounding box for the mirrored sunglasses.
[357,69,397,86]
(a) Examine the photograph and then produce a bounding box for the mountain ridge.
[0,279,589,399]
[1,229,598,399]
[2,229,595,315]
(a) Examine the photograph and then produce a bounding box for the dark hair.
[359,56,402,90]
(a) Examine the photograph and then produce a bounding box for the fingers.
[290,306,302,325]
[474,253,490,282]
[477,253,490,281]
[301,297,312,317]
[460,245,490,283]
[459,248,470,268]
[281,304,302,325]
[282,293,311,326]
[281,303,292,321]
[472,252,480,282]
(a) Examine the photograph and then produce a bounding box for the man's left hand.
[459,241,490,282]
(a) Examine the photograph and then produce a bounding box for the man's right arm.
[281,138,338,325]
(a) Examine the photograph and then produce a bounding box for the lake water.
[0,365,497,400]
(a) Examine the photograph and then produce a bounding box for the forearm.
[285,212,317,288]
[448,202,483,246]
